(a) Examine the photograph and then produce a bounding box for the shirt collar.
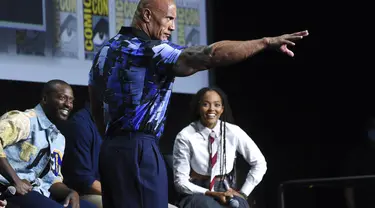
[34,104,54,130]
[119,27,151,40]
[195,120,222,140]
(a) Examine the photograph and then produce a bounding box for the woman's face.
[199,90,224,129]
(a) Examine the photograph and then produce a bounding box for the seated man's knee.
[80,195,102,208]
[8,191,62,208]
[180,194,221,208]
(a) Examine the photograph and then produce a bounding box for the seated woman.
[173,87,267,208]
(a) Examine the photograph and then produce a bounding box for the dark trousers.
[6,191,95,208]
[99,132,168,208]
[179,179,250,208]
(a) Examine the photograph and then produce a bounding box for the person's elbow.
[63,168,96,194]
[173,176,184,192]
[83,176,97,192]
[173,176,191,195]
[170,50,211,77]
[170,63,200,77]
[258,156,268,175]
[251,157,267,180]
[72,175,96,194]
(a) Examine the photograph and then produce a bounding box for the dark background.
[0,0,44,25]
[0,0,369,208]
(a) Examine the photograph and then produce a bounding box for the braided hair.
[189,87,235,186]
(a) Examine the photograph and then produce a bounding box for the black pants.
[178,179,250,208]
[5,191,95,208]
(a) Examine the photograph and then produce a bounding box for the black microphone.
[0,186,16,200]
[223,180,240,208]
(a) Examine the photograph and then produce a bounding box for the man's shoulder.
[65,108,94,131]
[0,109,35,139]
[70,107,90,120]
[0,109,36,121]
[96,35,145,59]
[100,34,185,59]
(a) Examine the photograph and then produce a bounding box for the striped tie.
[209,130,218,191]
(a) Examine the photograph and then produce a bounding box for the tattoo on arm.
[172,39,268,77]
[172,46,212,77]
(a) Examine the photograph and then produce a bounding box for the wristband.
[239,191,248,199]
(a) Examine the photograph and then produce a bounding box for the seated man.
[60,101,103,208]
[0,79,95,208]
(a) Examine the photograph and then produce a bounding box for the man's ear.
[41,95,47,105]
[142,8,152,23]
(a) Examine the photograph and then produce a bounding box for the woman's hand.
[206,191,234,204]
[225,188,246,199]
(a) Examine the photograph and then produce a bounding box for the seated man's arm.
[0,111,33,195]
[62,121,101,195]
[49,182,79,207]
[89,180,101,195]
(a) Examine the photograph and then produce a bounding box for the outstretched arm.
[172,30,309,77]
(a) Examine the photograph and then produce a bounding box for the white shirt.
[172,120,267,196]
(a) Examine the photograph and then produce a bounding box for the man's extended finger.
[284,35,304,42]
[292,30,309,36]
[282,39,295,46]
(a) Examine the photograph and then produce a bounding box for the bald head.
[131,0,176,40]
[138,0,174,12]
[137,0,176,12]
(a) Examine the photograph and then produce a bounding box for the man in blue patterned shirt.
[88,0,309,207]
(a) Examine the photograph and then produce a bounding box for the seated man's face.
[43,84,74,122]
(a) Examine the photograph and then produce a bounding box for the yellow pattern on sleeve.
[0,110,32,157]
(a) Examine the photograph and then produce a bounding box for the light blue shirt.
[0,104,65,197]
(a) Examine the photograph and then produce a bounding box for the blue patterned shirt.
[89,27,186,138]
